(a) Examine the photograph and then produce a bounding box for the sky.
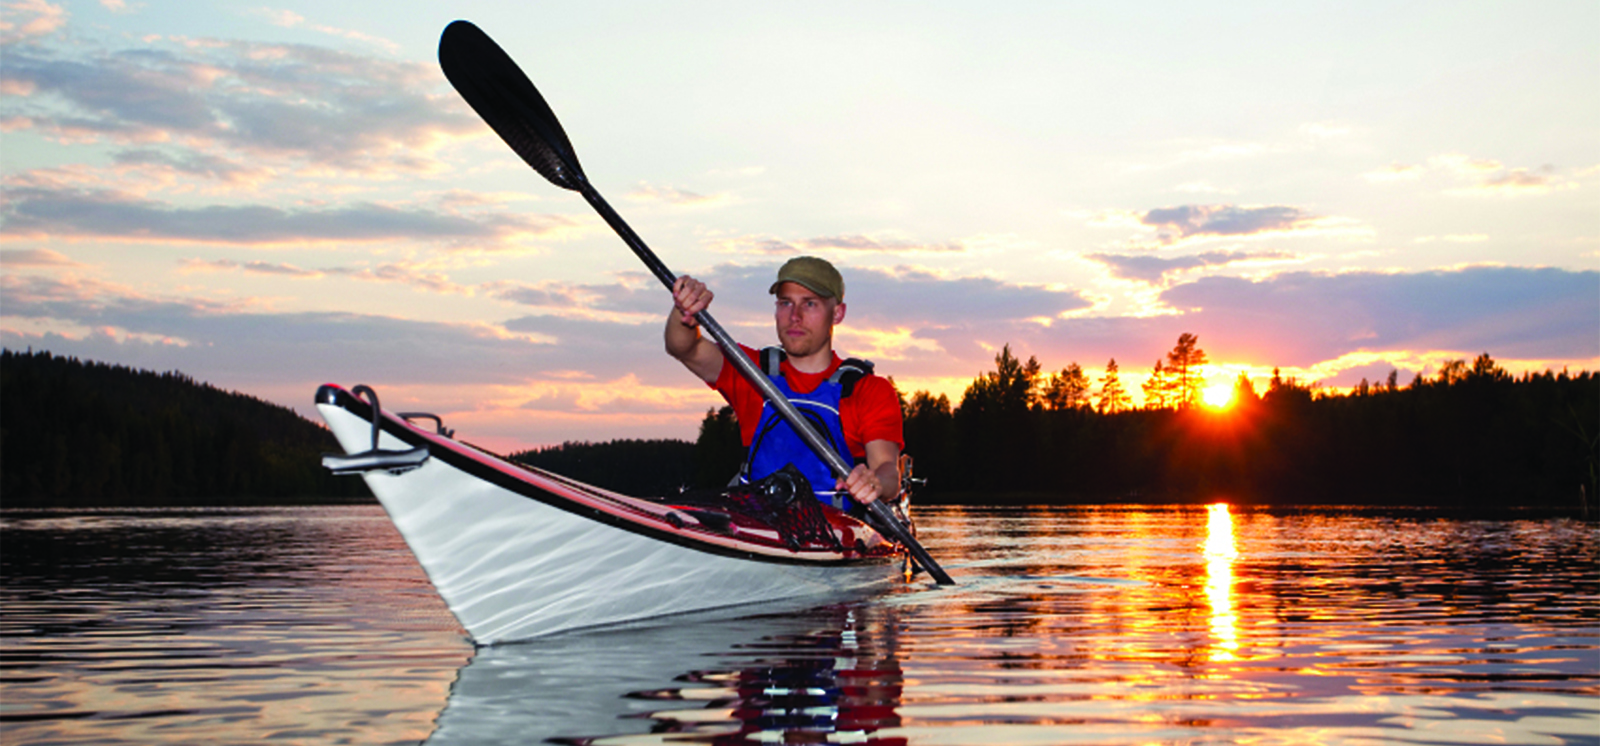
[2,0,1596,452]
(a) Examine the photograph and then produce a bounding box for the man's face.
[773,282,843,358]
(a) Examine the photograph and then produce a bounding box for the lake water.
[1,504,1596,745]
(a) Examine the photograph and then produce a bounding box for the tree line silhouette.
[1,349,364,505]
[896,337,1595,507]
[4,342,1592,510]
[510,439,696,496]
[690,335,1597,509]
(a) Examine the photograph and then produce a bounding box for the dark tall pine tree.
[1165,333,1209,409]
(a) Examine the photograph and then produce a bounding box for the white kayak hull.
[315,385,902,645]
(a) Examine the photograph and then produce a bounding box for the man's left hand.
[837,464,881,506]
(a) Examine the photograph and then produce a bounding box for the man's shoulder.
[843,370,904,444]
[714,344,762,393]
[848,371,900,405]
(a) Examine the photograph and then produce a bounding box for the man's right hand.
[671,275,713,328]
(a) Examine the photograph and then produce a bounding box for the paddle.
[438,19,954,585]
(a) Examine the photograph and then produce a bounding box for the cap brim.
[769,279,837,298]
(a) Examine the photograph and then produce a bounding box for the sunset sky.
[3,0,1596,452]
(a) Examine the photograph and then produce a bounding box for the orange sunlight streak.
[1204,503,1239,662]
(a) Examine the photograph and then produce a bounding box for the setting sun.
[1202,382,1236,410]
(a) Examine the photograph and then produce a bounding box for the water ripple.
[2,505,1596,745]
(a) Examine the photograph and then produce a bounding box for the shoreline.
[3,496,1591,522]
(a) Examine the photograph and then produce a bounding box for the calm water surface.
[1,505,1595,745]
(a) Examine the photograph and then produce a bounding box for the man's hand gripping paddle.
[438,19,954,585]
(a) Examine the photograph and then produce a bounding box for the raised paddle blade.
[438,20,585,191]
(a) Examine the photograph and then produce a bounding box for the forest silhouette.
[900,337,1595,507]
[1,349,363,505]
[2,343,1594,510]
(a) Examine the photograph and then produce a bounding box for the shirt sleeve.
[711,345,764,446]
[843,375,905,455]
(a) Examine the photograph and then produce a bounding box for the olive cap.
[768,256,844,300]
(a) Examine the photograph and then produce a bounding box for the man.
[666,256,903,511]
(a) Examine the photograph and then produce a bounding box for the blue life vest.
[741,347,874,512]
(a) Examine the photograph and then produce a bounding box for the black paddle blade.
[439,20,585,191]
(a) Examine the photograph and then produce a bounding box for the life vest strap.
[756,346,875,397]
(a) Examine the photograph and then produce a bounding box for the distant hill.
[1,349,368,506]
[508,404,748,497]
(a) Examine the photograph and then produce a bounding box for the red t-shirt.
[712,344,904,457]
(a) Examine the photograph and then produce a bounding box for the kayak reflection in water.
[423,603,906,745]
[666,256,906,514]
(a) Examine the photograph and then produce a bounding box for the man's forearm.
[664,313,700,361]
[665,312,724,383]
[874,460,901,499]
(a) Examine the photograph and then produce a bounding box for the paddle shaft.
[581,184,954,585]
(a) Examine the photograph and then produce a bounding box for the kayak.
[314,383,909,645]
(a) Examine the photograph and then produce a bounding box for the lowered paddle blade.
[439,20,586,191]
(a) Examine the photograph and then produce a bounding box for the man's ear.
[832,301,847,325]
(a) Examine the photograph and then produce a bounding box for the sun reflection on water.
[1204,502,1239,661]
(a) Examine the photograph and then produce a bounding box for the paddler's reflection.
[626,606,906,745]
[425,602,905,746]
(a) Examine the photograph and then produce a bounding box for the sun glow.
[1202,382,1235,410]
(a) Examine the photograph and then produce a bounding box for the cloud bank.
[1,180,578,248]
[1,24,479,175]
[13,259,1590,403]
[1006,266,1596,375]
[1157,266,1597,364]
